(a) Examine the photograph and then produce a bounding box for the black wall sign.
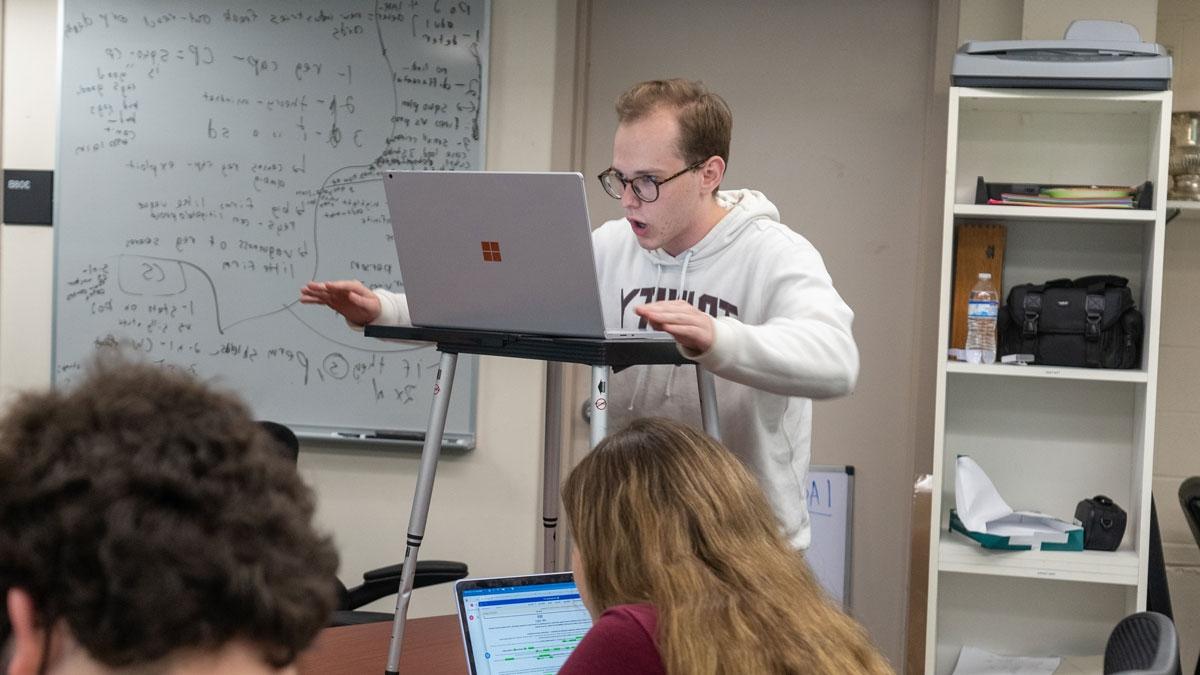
[3,170,53,226]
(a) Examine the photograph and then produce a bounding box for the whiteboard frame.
[808,464,855,610]
[293,427,474,451]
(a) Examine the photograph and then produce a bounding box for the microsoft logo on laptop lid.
[480,241,501,262]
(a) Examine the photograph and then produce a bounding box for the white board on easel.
[805,465,854,609]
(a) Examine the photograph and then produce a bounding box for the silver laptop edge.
[384,171,614,338]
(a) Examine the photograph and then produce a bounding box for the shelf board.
[938,536,1139,586]
[954,87,1167,114]
[1167,199,1200,214]
[953,204,1157,223]
[945,361,1148,383]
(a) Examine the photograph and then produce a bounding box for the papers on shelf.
[1041,187,1131,199]
[987,185,1136,208]
[951,456,1083,551]
[951,646,1061,675]
[956,455,1013,532]
[987,197,1133,208]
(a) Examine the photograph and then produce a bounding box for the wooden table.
[297,615,466,675]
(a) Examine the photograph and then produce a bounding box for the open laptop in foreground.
[454,571,592,674]
[382,170,671,340]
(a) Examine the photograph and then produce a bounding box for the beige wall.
[577,0,938,665]
[1022,0,1157,41]
[958,0,1023,42]
[0,0,572,619]
[1157,3,1200,671]
[1159,0,1200,111]
[959,0,1158,44]
[1154,208,1200,674]
[0,0,55,402]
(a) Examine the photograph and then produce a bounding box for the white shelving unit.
[924,87,1171,674]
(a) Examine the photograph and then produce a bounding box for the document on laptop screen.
[460,580,592,673]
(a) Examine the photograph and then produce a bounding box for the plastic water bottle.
[964,272,999,365]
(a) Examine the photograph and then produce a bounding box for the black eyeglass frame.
[596,158,708,203]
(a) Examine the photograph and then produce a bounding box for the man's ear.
[6,588,47,675]
[698,156,726,194]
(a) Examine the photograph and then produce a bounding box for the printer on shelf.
[952,19,1171,90]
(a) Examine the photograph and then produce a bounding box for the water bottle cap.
[978,272,992,280]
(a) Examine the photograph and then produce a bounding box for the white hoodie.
[593,188,858,549]
[373,188,858,548]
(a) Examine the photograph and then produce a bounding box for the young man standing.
[301,79,858,549]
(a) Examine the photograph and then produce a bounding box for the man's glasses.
[597,159,707,203]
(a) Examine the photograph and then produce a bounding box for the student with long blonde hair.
[558,417,892,675]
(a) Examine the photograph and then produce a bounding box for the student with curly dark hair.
[0,357,339,675]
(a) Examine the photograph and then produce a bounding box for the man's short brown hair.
[615,78,732,167]
[0,356,339,668]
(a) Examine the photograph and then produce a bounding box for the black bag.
[1073,495,1126,551]
[998,275,1143,369]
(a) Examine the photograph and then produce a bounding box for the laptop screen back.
[454,572,592,674]
[383,171,610,338]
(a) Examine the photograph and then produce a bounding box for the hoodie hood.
[639,188,781,269]
[619,189,783,403]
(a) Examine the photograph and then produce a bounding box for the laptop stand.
[363,325,721,675]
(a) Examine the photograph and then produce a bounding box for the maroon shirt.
[558,603,665,675]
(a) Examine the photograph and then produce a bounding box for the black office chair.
[1179,477,1200,675]
[1148,497,1174,621]
[1103,611,1180,675]
[258,421,469,626]
[1180,477,1200,556]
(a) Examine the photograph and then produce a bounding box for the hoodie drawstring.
[677,249,693,297]
[630,251,695,407]
[628,261,665,410]
[664,250,694,399]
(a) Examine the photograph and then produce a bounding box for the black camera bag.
[998,275,1142,369]
[1073,495,1126,551]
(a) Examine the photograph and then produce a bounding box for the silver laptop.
[454,571,592,674]
[382,170,670,339]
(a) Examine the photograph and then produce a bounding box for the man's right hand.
[299,280,383,326]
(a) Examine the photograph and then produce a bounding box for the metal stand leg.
[385,351,458,675]
[541,362,563,572]
[589,365,609,448]
[696,367,721,441]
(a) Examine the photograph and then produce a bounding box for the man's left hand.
[634,300,715,353]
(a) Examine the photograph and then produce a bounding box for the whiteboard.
[806,465,854,609]
[53,1,490,445]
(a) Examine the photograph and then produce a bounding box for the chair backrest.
[256,421,356,618]
[1181,477,1200,550]
[1104,611,1180,675]
[258,420,300,464]
[253,420,469,626]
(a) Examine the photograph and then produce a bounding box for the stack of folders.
[987,186,1136,208]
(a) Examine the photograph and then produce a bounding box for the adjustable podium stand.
[363,325,721,675]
